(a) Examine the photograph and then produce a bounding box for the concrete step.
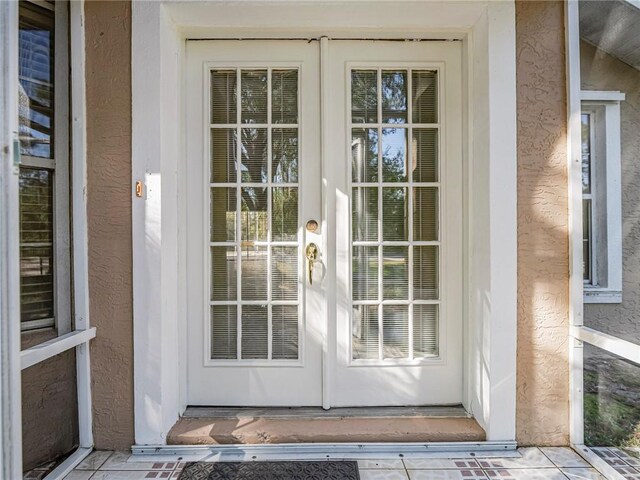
[167,406,486,445]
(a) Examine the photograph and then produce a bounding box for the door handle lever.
[305,243,320,285]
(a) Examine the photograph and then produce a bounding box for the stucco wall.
[515,0,570,446]
[85,0,135,450]
[21,331,78,471]
[581,41,640,343]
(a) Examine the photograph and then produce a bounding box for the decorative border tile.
[404,459,480,470]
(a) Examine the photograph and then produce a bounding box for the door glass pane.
[353,246,379,301]
[351,70,378,123]
[211,246,237,301]
[240,187,268,241]
[211,305,238,359]
[272,305,298,360]
[209,68,301,362]
[272,247,298,301]
[272,70,298,124]
[412,129,438,182]
[382,128,408,182]
[381,71,407,124]
[241,128,268,183]
[383,305,409,358]
[413,187,438,242]
[414,246,438,300]
[272,187,298,241]
[211,70,237,124]
[382,187,407,241]
[352,305,379,360]
[241,245,268,301]
[412,70,438,124]
[272,128,298,182]
[352,187,378,241]
[351,69,441,361]
[241,70,267,124]
[211,129,237,183]
[414,304,438,358]
[352,128,378,183]
[241,305,268,359]
[210,188,236,242]
[383,246,408,300]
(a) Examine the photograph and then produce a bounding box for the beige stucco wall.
[515,0,570,446]
[21,331,78,471]
[80,0,572,449]
[85,0,135,450]
[581,41,640,344]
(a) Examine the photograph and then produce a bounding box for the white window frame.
[580,91,624,304]
[18,0,72,333]
[1,2,95,479]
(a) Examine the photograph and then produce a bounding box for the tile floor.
[42,446,640,479]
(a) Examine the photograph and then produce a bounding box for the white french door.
[185,41,323,405]
[185,39,463,407]
[327,41,463,406]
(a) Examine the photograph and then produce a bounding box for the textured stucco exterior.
[21,331,78,471]
[78,0,573,448]
[581,41,640,344]
[515,0,570,446]
[85,0,135,450]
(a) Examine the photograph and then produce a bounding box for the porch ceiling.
[580,0,640,70]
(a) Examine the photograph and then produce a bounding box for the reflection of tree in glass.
[382,128,407,182]
[351,71,377,123]
[272,188,298,240]
[272,129,298,183]
[241,187,268,241]
[271,70,298,124]
[241,128,268,186]
[382,71,407,123]
[241,70,267,123]
[352,129,378,183]
[383,187,407,241]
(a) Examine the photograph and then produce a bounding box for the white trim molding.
[581,90,626,102]
[132,0,518,444]
[20,328,96,371]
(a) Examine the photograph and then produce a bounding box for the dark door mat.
[178,460,360,480]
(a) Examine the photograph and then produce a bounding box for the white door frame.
[131,0,517,446]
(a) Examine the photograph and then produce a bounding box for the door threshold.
[183,405,472,420]
[168,406,484,445]
[133,441,516,458]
